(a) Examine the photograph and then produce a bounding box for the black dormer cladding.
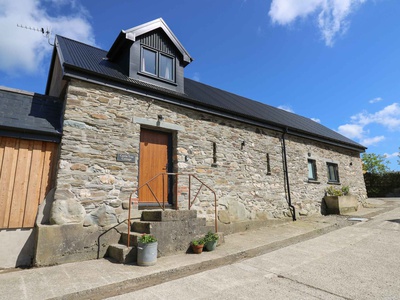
[139,29,176,56]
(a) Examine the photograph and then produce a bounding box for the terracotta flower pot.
[191,243,204,254]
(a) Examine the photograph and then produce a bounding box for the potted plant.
[137,234,158,266]
[204,231,219,251]
[324,185,358,215]
[191,238,205,254]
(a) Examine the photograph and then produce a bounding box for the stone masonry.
[51,79,367,228]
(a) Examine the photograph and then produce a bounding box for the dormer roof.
[107,18,193,66]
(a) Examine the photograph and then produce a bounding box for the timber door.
[0,137,58,229]
[139,129,172,206]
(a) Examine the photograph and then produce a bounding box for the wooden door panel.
[0,137,58,229]
[139,129,169,204]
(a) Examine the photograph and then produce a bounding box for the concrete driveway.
[109,201,400,299]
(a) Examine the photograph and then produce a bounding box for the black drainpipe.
[282,128,296,221]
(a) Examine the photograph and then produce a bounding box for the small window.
[159,54,173,80]
[142,48,157,75]
[327,162,340,183]
[141,47,175,82]
[308,159,317,180]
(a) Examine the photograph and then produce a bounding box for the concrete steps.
[107,209,211,264]
[106,244,136,264]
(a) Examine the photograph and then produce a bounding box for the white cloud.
[369,97,382,104]
[0,0,95,76]
[360,135,385,146]
[269,0,367,46]
[278,105,294,113]
[338,102,400,146]
[269,0,323,25]
[311,117,321,123]
[384,152,399,159]
[351,103,400,130]
[337,123,364,139]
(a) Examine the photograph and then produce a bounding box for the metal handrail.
[127,173,218,248]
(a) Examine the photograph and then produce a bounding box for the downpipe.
[282,129,296,221]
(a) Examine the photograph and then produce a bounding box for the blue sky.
[1,0,399,170]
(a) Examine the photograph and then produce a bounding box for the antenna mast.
[17,24,54,46]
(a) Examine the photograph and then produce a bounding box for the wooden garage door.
[0,137,58,229]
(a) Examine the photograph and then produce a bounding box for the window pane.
[142,49,156,75]
[327,163,339,182]
[308,160,316,180]
[159,54,173,80]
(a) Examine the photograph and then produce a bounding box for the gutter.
[282,128,296,221]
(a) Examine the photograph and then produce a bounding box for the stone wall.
[52,79,367,228]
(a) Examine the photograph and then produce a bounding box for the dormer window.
[141,47,174,82]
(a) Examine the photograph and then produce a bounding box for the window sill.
[327,181,341,185]
[138,71,177,86]
[307,179,320,184]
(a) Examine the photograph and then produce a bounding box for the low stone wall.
[34,223,121,266]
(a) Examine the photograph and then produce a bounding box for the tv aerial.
[17,24,54,46]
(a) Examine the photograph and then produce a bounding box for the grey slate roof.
[0,87,63,142]
[51,35,366,152]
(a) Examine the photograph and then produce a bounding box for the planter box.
[323,195,359,215]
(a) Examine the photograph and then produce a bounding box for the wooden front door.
[139,129,172,205]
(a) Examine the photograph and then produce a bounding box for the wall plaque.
[116,153,136,163]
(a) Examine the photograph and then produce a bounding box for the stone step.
[141,210,198,222]
[107,244,136,264]
[120,231,142,246]
[132,221,152,233]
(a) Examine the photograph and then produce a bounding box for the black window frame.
[141,46,175,82]
[307,159,317,181]
[327,162,340,183]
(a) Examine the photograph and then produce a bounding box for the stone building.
[0,18,367,268]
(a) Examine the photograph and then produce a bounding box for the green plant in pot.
[137,234,158,266]
[324,185,358,215]
[325,185,349,196]
[191,238,205,254]
[204,231,219,251]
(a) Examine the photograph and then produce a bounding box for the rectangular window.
[308,159,317,180]
[141,47,174,82]
[327,162,340,183]
[159,54,173,80]
[142,48,157,75]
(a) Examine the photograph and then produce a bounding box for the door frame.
[138,127,175,208]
